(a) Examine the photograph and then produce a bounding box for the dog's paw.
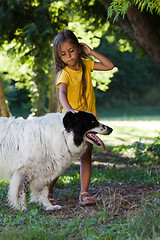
[45,204,62,211]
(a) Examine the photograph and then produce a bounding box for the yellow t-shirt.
[56,60,97,117]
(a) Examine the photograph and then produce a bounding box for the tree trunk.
[102,2,160,67]
[48,63,58,113]
[0,76,11,117]
[126,7,160,67]
[36,82,46,116]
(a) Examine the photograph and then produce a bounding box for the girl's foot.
[79,192,97,206]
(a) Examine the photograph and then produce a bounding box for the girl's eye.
[61,53,65,56]
[70,49,74,52]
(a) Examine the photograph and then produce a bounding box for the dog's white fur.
[0,112,112,210]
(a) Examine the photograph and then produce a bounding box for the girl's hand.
[66,108,78,114]
[80,43,92,55]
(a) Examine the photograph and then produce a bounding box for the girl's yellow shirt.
[56,60,98,117]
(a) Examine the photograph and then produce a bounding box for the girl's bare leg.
[48,177,59,205]
[79,143,96,205]
[80,143,92,193]
[49,143,96,205]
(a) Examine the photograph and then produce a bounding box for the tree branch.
[101,1,160,66]
[101,1,137,42]
[126,7,160,66]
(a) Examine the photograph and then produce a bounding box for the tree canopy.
[0,0,160,117]
[108,0,160,19]
[0,0,69,116]
[72,0,160,67]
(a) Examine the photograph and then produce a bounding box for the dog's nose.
[108,127,113,134]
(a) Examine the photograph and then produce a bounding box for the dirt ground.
[52,184,159,222]
[50,151,160,221]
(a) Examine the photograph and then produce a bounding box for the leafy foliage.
[94,33,160,107]
[130,137,160,167]
[0,0,69,115]
[112,136,160,171]
[0,0,68,45]
[0,0,160,116]
[70,0,160,66]
[108,0,160,21]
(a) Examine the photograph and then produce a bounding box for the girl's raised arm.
[80,43,114,71]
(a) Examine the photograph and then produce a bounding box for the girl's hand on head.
[80,43,92,55]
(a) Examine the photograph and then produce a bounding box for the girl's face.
[60,40,81,70]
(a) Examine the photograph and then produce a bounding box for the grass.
[0,149,159,239]
[0,165,159,239]
[0,106,160,239]
[97,105,160,146]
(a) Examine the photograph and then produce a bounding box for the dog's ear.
[63,111,80,132]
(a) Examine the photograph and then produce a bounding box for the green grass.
[97,105,160,146]
[0,169,159,239]
[0,154,159,239]
[124,198,160,240]
[100,120,160,146]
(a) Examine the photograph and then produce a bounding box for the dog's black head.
[63,111,112,150]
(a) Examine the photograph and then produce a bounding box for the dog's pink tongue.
[91,133,106,151]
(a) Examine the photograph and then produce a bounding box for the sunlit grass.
[99,120,160,146]
[96,106,160,146]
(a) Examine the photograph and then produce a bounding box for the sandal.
[48,194,58,205]
[79,192,97,206]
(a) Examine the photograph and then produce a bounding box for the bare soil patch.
[50,151,160,221]
[52,184,159,222]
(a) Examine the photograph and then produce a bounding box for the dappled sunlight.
[92,160,127,169]
[59,176,74,184]
[73,157,132,169]
[0,178,10,184]
[73,160,131,171]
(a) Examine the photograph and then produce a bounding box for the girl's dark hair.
[53,30,89,110]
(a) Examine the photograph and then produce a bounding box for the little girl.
[49,29,114,205]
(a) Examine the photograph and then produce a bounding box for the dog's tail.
[8,167,32,210]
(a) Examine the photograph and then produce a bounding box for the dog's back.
[0,113,66,179]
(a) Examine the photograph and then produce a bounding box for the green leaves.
[130,136,160,167]
[0,0,70,116]
[108,0,132,21]
[108,0,160,21]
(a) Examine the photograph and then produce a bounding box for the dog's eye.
[91,120,95,123]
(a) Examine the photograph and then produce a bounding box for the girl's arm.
[80,43,114,71]
[59,83,78,113]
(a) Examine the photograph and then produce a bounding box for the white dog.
[0,111,112,210]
